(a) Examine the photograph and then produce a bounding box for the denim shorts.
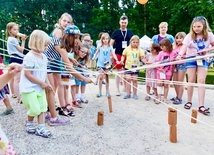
[186,59,209,69]
[174,64,186,73]
[75,78,86,86]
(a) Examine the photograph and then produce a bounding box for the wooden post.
[105,74,113,112]
[191,109,198,123]
[108,96,113,113]
[97,111,104,126]
[168,107,177,143]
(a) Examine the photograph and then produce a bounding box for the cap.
[64,25,82,35]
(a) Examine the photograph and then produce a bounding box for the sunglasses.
[193,16,205,21]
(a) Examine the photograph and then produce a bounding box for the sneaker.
[173,98,182,105]
[106,92,111,97]
[116,91,121,96]
[72,101,82,108]
[76,98,81,103]
[35,126,52,138]
[97,92,102,98]
[45,112,51,122]
[0,108,14,116]
[133,94,139,100]
[49,117,70,126]
[123,94,131,99]
[81,97,88,103]
[26,121,36,134]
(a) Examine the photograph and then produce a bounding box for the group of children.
[0,14,214,145]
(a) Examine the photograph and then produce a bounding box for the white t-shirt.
[19,51,48,93]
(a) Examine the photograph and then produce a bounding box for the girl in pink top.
[144,43,161,103]
[171,32,186,105]
[156,38,177,103]
[177,16,214,115]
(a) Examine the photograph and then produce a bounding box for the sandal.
[64,104,74,112]
[145,96,151,101]
[56,107,69,117]
[154,98,160,104]
[184,102,192,109]
[12,94,17,98]
[198,106,210,115]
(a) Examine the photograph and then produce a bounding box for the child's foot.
[154,97,161,104]
[26,121,36,134]
[0,108,14,116]
[45,112,51,122]
[35,126,52,138]
[81,97,88,104]
[123,94,131,99]
[97,92,102,98]
[76,98,81,103]
[145,96,151,101]
[49,117,70,126]
[72,101,82,108]
[106,92,111,97]
[116,91,121,96]
[133,94,139,100]
[163,99,168,104]
[11,94,17,98]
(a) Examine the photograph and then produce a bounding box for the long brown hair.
[159,38,173,52]
[190,16,211,41]
[61,34,76,52]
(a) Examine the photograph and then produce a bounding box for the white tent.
[140,35,151,51]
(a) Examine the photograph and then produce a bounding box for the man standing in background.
[110,13,133,96]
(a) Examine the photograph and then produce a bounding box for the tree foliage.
[0,0,214,43]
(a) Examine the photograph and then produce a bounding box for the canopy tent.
[140,35,151,51]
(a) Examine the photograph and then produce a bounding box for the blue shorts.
[124,68,139,75]
[75,78,86,86]
[186,59,209,69]
[47,58,64,74]
[174,64,186,73]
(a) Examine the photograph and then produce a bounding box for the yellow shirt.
[122,46,144,69]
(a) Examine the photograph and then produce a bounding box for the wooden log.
[108,96,113,113]
[170,125,177,143]
[97,111,104,126]
[191,109,198,123]
[168,107,177,126]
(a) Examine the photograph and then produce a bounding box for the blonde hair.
[190,16,211,41]
[6,22,19,40]
[28,30,51,52]
[55,13,73,29]
[159,22,168,28]
[129,35,140,49]
[100,33,110,46]
[81,33,91,41]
